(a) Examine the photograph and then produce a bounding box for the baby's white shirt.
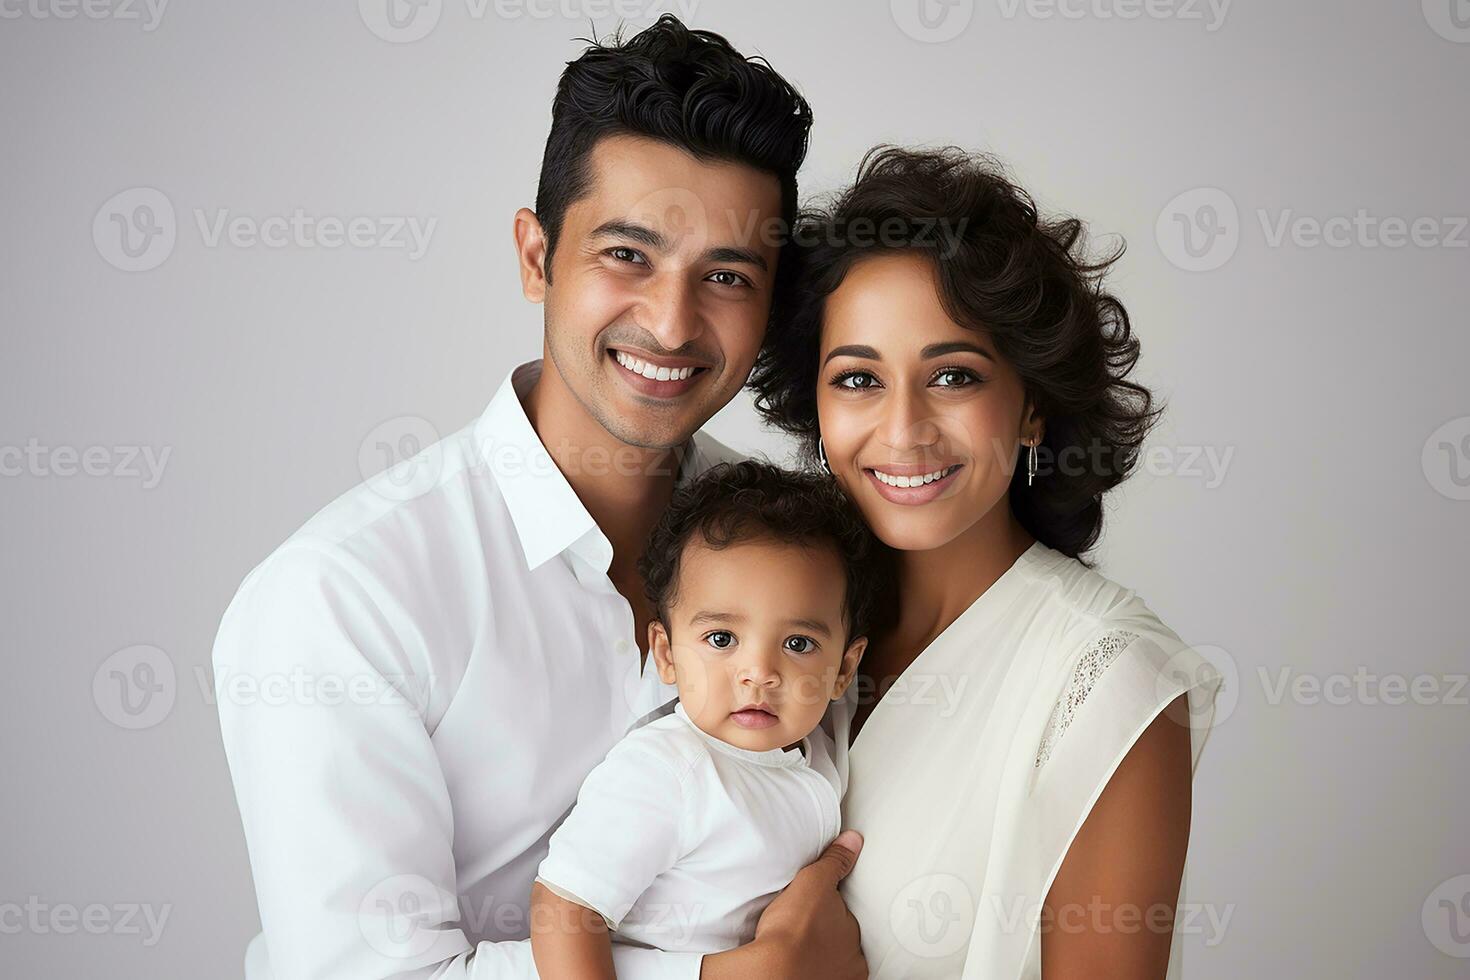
[535,701,844,954]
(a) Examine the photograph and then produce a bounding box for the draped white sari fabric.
[828,542,1222,979]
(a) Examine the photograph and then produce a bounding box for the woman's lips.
[864,464,964,505]
[730,707,779,730]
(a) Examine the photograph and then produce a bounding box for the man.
[213,16,866,980]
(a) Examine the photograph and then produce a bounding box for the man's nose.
[639,274,704,353]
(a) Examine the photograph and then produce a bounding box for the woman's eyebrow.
[921,340,995,362]
[823,344,881,365]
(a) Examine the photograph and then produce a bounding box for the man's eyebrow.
[922,340,995,362]
[589,222,768,272]
[590,220,666,251]
[704,245,768,272]
[823,344,881,366]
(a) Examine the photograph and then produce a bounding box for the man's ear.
[648,620,678,686]
[831,635,868,700]
[513,207,549,303]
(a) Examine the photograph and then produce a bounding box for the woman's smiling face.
[815,252,1042,553]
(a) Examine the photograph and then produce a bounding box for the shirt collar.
[673,702,810,768]
[476,359,719,574]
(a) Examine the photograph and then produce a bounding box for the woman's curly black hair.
[535,14,812,275]
[638,460,881,643]
[749,146,1161,563]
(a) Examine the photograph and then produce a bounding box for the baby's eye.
[784,635,817,654]
[705,631,735,650]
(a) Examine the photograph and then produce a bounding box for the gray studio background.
[3,1,1467,977]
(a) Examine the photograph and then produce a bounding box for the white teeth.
[872,466,957,488]
[613,350,697,382]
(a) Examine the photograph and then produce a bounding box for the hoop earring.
[817,439,831,475]
[1027,440,1038,487]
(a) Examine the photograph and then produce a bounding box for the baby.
[530,460,878,979]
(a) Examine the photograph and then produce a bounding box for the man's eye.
[833,371,878,390]
[608,247,646,265]
[705,631,735,650]
[932,368,978,387]
[706,270,749,288]
[784,635,817,654]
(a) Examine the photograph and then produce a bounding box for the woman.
[751,147,1222,978]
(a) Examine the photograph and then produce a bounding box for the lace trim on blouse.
[1035,628,1140,768]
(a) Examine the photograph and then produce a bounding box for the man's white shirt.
[213,359,742,979]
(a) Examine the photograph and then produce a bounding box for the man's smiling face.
[535,134,784,450]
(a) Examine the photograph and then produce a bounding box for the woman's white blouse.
[830,542,1222,979]
[536,702,843,954]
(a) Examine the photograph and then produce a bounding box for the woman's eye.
[705,631,735,650]
[834,371,878,390]
[608,247,646,265]
[932,368,978,388]
[784,635,817,654]
[706,270,748,288]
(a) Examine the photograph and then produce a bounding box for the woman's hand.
[700,830,868,980]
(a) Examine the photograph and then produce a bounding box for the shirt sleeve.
[535,735,691,932]
[214,544,704,980]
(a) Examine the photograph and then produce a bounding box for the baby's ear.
[648,620,678,685]
[831,635,868,700]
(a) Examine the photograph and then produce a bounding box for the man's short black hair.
[638,460,880,644]
[534,14,812,275]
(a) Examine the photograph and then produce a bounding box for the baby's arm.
[531,733,690,979]
[530,879,616,980]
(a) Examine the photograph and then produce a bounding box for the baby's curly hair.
[749,146,1161,562]
[638,460,881,643]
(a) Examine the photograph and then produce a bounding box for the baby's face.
[649,535,867,752]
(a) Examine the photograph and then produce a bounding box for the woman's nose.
[877,387,941,451]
